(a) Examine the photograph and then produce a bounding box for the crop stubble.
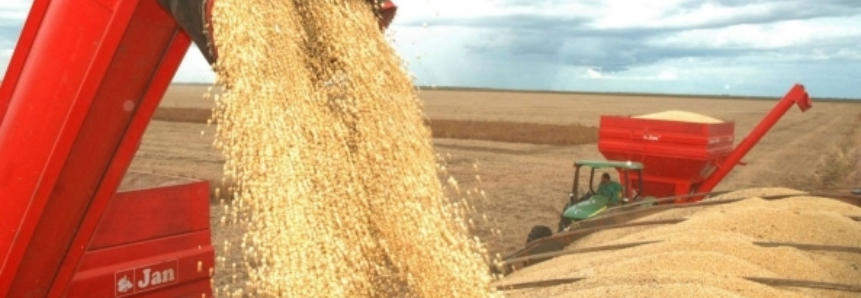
[153,107,599,146]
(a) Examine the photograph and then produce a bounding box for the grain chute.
[0,0,397,296]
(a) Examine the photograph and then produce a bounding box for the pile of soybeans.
[633,110,724,123]
[207,1,496,297]
[497,188,861,298]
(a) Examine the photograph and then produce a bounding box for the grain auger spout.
[155,0,399,65]
[692,84,812,198]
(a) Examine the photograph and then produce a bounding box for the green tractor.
[526,160,657,244]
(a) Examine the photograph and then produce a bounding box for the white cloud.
[393,0,506,24]
[0,49,11,75]
[651,16,861,50]
[657,70,679,81]
[584,68,603,78]
[580,67,681,82]
[599,1,775,29]
[0,0,30,20]
[388,25,495,86]
[1,0,860,98]
[589,0,704,29]
[174,46,215,83]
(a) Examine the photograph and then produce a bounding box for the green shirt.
[597,181,623,203]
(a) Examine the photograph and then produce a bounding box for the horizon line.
[165,82,861,102]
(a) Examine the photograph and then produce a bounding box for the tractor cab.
[557,160,647,232]
[568,160,644,204]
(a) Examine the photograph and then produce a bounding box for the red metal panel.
[65,231,214,298]
[0,0,195,295]
[120,280,213,298]
[598,115,736,200]
[50,2,196,296]
[90,181,210,250]
[599,116,735,159]
[70,179,213,297]
[0,0,138,293]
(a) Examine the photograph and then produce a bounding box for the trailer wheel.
[526,225,553,244]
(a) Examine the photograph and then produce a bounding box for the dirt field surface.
[127,85,861,292]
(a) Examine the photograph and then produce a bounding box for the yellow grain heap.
[499,189,861,298]
[208,1,495,297]
[634,110,724,123]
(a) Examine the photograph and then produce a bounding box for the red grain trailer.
[599,115,735,201]
[598,85,812,203]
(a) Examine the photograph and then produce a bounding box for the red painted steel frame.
[598,116,735,200]
[65,181,213,297]
[693,84,812,199]
[0,0,194,296]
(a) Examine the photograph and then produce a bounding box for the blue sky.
[1,0,860,98]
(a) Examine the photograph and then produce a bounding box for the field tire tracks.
[725,112,851,190]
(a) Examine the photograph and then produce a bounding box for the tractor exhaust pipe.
[156,0,398,65]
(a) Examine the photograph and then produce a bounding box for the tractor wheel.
[526,225,553,245]
[558,216,574,233]
[557,201,576,232]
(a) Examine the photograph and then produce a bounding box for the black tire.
[558,216,573,233]
[557,201,575,232]
[526,225,553,245]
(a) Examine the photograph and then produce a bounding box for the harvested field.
[153,107,598,146]
[129,85,861,295]
[430,120,597,145]
[153,107,212,124]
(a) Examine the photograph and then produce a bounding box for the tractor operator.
[597,173,623,205]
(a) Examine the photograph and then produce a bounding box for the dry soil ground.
[127,84,861,292]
